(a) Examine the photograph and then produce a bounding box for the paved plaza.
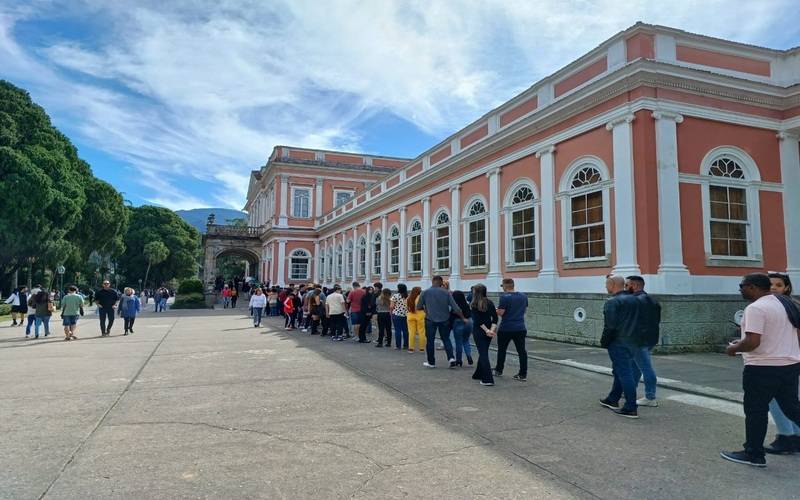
[1,307,797,499]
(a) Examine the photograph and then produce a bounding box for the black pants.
[494,330,528,377]
[329,314,346,338]
[310,317,320,335]
[321,315,330,336]
[359,314,372,342]
[473,330,494,383]
[123,317,136,332]
[743,363,800,458]
[377,313,392,345]
[99,307,115,334]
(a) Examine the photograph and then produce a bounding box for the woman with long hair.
[30,289,53,338]
[765,272,800,454]
[470,284,498,386]
[406,286,426,353]
[376,288,393,347]
[390,284,409,350]
[451,290,473,366]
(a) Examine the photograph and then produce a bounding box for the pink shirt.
[741,294,800,366]
[347,288,366,313]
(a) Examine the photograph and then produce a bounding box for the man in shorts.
[61,286,83,341]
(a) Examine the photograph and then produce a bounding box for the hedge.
[178,279,204,295]
[171,292,207,309]
[0,304,10,316]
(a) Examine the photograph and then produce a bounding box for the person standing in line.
[326,285,347,341]
[346,282,367,343]
[249,287,267,327]
[361,285,376,343]
[118,287,141,335]
[470,284,498,386]
[60,286,83,341]
[599,274,642,419]
[309,289,324,335]
[418,276,465,369]
[764,272,800,454]
[406,287,426,354]
[301,289,312,332]
[95,280,119,336]
[452,290,473,366]
[721,273,800,467]
[30,289,53,338]
[291,289,302,329]
[493,278,529,381]
[391,284,409,350]
[625,275,662,407]
[375,288,392,347]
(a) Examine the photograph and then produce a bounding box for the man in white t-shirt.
[326,285,347,341]
[721,273,800,467]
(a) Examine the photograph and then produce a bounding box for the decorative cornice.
[605,113,636,130]
[485,167,501,178]
[652,110,684,123]
[777,130,800,141]
[535,145,556,158]
[449,185,461,193]
[422,196,431,204]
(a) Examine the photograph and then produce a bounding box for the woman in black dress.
[470,284,498,386]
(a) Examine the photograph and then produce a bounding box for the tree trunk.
[143,262,152,291]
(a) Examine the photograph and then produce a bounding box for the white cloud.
[1,0,797,210]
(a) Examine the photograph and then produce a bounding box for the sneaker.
[375,344,383,348]
[493,369,503,377]
[637,397,659,407]
[25,334,30,339]
[466,355,474,365]
[423,362,436,369]
[612,408,639,419]
[720,450,766,467]
[765,435,796,455]
[513,374,527,382]
[599,398,620,410]
[449,358,457,368]
[480,381,495,386]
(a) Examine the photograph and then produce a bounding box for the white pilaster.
[277,239,287,286]
[449,186,461,290]
[653,111,691,293]
[315,177,324,218]
[422,197,431,283]
[351,226,358,284]
[380,215,388,283]
[313,240,320,283]
[399,207,407,281]
[779,131,800,284]
[486,168,502,288]
[365,223,372,284]
[320,240,327,284]
[535,146,559,291]
[606,114,641,276]
[278,174,289,227]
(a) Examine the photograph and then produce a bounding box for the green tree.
[142,241,169,289]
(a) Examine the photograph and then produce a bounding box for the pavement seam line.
[37,318,180,500]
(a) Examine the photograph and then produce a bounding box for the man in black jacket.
[95,280,119,336]
[599,274,642,418]
[626,276,662,407]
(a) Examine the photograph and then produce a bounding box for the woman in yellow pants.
[406,286,426,352]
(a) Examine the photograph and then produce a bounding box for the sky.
[1,0,799,211]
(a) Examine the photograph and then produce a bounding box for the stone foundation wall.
[489,293,745,353]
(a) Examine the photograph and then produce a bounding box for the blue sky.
[2,0,799,210]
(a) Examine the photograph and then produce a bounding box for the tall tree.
[142,241,169,289]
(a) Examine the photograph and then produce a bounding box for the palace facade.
[210,23,800,349]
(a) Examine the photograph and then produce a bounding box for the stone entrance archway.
[201,225,262,298]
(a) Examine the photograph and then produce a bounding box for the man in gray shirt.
[418,275,465,368]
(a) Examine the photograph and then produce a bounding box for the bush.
[178,279,204,295]
[171,292,207,309]
[0,303,10,316]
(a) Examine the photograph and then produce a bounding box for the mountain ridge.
[175,208,247,234]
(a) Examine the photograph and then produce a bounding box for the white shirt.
[741,294,800,366]
[249,294,267,308]
[326,292,346,315]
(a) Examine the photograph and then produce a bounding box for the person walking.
[721,273,800,467]
[599,274,643,419]
[470,284,498,386]
[494,278,529,381]
[452,290,473,366]
[60,285,83,341]
[763,272,800,454]
[361,285,376,343]
[375,288,393,347]
[95,280,119,336]
[283,291,296,329]
[406,287,426,354]
[231,286,239,309]
[390,284,409,350]
[326,285,347,341]
[20,288,36,338]
[249,287,267,327]
[221,285,232,309]
[418,276,465,369]
[30,289,53,338]
[118,287,141,335]
[625,275,662,407]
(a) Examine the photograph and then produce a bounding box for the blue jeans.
[452,319,473,362]
[253,307,263,326]
[392,315,408,349]
[425,319,454,365]
[269,304,278,316]
[25,314,35,335]
[606,341,638,411]
[631,346,657,400]
[770,398,800,436]
[34,315,51,337]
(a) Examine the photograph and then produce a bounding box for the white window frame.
[433,209,450,271]
[344,240,353,279]
[462,196,488,269]
[389,225,400,274]
[557,156,612,263]
[698,146,763,262]
[334,189,355,208]
[335,244,343,280]
[326,247,334,282]
[289,249,311,281]
[503,179,540,266]
[406,218,423,274]
[290,185,312,219]
[357,236,367,277]
[372,232,382,276]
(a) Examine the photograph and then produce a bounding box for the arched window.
[358,236,367,277]
[701,147,761,260]
[289,249,311,281]
[345,240,353,278]
[389,225,400,274]
[372,232,382,276]
[559,159,609,261]
[434,210,450,270]
[408,219,423,273]
[505,183,537,265]
[464,198,487,268]
[335,244,343,280]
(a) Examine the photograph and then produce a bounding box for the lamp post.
[56,265,65,309]
[26,256,37,291]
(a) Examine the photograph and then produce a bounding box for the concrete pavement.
[0,308,797,499]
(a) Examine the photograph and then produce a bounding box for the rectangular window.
[359,247,366,276]
[709,185,748,257]
[511,207,535,263]
[436,226,449,270]
[410,234,422,272]
[468,219,486,267]
[292,187,311,218]
[373,242,381,275]
[390,239,399,274]
[290,258,309,280]
[334,190,354,207]
[570,191,604,259]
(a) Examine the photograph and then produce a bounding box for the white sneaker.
[422,362,436,368]
[637,397,659,407]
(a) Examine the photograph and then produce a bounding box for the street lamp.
[26,256,37,291]
[56,265,65,309]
